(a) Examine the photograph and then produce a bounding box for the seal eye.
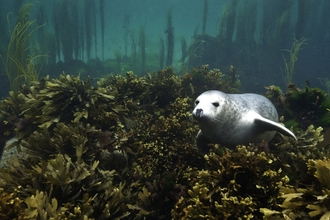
[195,100,199,105]
[212,102,219,107]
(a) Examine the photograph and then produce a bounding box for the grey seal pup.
[192,90,297,153]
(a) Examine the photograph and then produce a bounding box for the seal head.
[192,90,297,153]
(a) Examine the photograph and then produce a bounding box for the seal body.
[192,90,296,153]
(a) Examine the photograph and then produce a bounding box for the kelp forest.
[1,0,330,219]
[0,1,330,94]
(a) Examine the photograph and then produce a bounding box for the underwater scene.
[1,0,330,219]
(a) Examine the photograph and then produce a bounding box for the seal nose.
[193,108,203,118]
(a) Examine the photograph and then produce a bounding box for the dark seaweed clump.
[0,65,329,219]
[265,84,330,130]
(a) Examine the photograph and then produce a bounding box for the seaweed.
[0,65,328,219]
[265,84,330,129]
[1,3,46,92]
[282,38,307,86]
[0,187,25,219]
[262,159,330,219]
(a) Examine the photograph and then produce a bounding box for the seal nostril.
[195,108,203,117]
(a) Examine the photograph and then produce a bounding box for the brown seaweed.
[0,66,328,219]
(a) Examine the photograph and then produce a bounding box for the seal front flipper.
[196,130,212,154]
[253,113,297,141]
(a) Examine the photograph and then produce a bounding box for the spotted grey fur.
[192,90,297,153]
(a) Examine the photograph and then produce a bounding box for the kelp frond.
[1,3,46,92]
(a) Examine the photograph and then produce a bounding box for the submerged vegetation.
[1,3,45,92]
[265,84,330,130]
[0,65,329,219]
[0,1,330,219]
[282,38,307,87]
[1,0,329,93]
